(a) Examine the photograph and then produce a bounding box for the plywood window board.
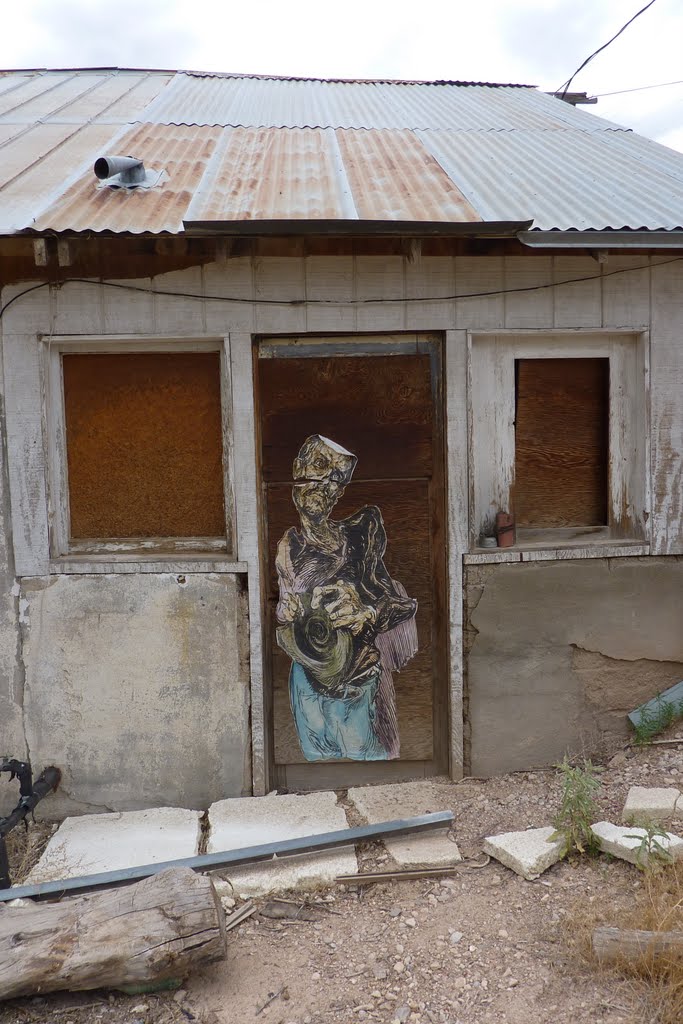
[514,357,609,528]
[62,352,226,542]
[469,331,648,551]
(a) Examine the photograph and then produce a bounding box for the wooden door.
[257,337,447,789]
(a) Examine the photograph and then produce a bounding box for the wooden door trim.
[255,331,453,790]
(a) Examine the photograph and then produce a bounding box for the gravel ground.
[1,738,682,1024]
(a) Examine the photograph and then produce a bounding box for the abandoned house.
[0,68,681,817]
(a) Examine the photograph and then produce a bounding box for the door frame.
[250,330,462,791]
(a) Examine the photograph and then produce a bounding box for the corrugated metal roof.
[1,68,682,235]
[141,73,622,131]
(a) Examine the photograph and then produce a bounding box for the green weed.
[551,757,601,856]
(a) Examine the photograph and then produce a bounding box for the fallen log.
[593,926,683,965]
[0,867,226,1001]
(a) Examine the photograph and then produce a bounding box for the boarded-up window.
[514,358,609,528]
[63,352,226,539]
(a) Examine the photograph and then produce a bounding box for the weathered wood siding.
[0,252,681,800]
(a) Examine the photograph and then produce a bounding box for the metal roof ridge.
[0,68,538,89]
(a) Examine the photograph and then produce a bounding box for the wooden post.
[593,926,683,965]
[0,868,226,1000]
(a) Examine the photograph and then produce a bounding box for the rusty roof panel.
[34,123,223,233]
[2,69,683,235]
[2,123,122,233]
[336,129,480,222]
[185,127,354,222]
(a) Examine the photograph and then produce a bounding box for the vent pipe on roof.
[94,155,146,185]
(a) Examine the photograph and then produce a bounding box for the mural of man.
[275,435,418,762]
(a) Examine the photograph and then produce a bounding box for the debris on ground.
[591,820,683,866]
[482,825,566,880]
[2,735,683,1023]
[622,784,683,823]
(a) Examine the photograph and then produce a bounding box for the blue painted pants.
[289,662,388,761]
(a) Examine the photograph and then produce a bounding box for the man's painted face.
[291,435,357,523]
[292,478,343,521]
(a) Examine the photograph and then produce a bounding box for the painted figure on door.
[276,435,418,761]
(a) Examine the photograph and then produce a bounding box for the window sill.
[49,555,248,575]
[465,530,649,565]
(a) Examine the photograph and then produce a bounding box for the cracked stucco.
[465,557,683,777]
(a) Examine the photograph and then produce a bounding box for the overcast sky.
[2,0,682,151]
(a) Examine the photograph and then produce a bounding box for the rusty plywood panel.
[514,358,609,528]
[63,351,226,540]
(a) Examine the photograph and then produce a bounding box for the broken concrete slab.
[622,786,682,824]
[591,821,683,867]
[348,780,461,867]
[207,791,357,895]
[26,807,202,884]
[482,826,566,880]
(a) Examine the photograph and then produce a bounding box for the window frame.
[467,330,650,554]
[45,336,238,568]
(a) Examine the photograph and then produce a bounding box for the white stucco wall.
[19,573,250,816]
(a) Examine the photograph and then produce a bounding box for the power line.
[1,258,682,324]
[594,78,683,99]
[558,0,660,100]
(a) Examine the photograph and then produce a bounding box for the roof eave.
[182,219,534,238]
[519,230,683,249]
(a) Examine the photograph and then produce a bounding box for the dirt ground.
[1,738,682,1024]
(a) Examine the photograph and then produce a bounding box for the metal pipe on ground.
[0,810,454,902]
[0,764,61,889]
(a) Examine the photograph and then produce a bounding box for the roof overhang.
[518,230,683,249]
[182,219,533,238]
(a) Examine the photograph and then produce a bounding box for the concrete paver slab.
[482,826,566,880]
[591,820,683,867]
[622,786,681,823]
[26,807,202,883]
[207,791,357,895]
[348,780,461,867]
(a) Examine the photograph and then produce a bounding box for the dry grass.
[566,862,683,1024]
[4,821,52,885]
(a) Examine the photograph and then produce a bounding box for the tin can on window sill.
[496,512,516,548]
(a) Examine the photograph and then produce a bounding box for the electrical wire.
[1,257,682,324]
[594,78,683,99]
[557,0,659,100]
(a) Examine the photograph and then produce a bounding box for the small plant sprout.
[551,757,601,857]
[625,821,675,872]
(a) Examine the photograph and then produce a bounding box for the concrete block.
[591,821,683,867]
[207,791,357,895]
[348,780,461,867]
[27,807,202,883]
[623,786,682,823]
[482,826,566,880]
